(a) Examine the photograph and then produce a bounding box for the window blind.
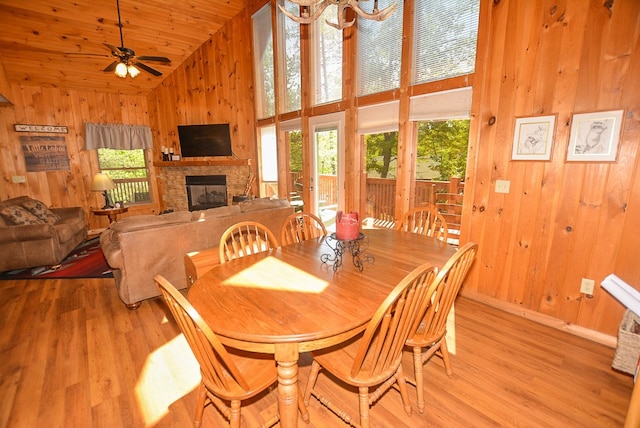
[357,0,404,96]
[409,87,473,121]
[412,0,480,85]
[357,101,400,134]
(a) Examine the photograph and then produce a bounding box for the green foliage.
[316,129,337,175]
[288,130,303,172]
[365,133,398,178]
[417,120,469,180]
[364,120,469,181]
[97,149,147,179]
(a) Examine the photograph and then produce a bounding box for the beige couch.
[0,196,87,272]
[100,198,294,309]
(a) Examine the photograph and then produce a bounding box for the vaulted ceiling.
[0,0,246,95]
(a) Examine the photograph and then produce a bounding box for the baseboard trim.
[460,289,617,348]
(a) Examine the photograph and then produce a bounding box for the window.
[258,125,278,197]
[412,0,480,85]
[253,4,275,119]
[97,148,151,204]
[358,101,400,224]
[278,1,302,112]
[281,118,303,210]
[312,4,343,105]
[357,0,404,96]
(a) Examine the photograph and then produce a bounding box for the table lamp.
[91,173,116,209]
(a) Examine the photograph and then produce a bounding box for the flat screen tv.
[177,124,232,157]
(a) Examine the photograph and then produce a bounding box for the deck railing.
[107,178,151,204]
[287,174,464,243]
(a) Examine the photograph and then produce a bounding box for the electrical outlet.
[580,278,595,295]
[495,180,510,194]
[12,175,26,183]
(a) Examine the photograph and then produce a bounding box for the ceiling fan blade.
[135,62,163,76]
[65,52,111,58]
[104,43,123,57]
[103,61,120,72]
[136,55,171,63]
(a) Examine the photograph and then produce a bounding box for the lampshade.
[91,173,116,192]
[127,65,141,78]
[114,62,128,78]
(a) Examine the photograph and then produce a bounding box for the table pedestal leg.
[275,344,301,427]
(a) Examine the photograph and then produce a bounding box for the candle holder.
[321,233,375,272]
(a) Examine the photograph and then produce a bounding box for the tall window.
[97,149,151,204]
[278,1,302,112]
[358,101,399,224]
[357,0,404,96]
[253,4,275,118]
[412,0,480,85]
[258,125,278,197]
[312,4,343,105]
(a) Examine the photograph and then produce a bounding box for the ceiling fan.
[101,0,171,78]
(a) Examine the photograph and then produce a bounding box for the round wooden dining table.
[188,227,457,427]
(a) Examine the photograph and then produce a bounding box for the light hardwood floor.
[0,278,633,427]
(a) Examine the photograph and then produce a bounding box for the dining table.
[187,227,457,427]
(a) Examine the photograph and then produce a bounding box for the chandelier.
[279,0,397,30]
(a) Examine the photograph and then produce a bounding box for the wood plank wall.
[147,5,259,204]
[462,0,640,336]
[0,86,160,229]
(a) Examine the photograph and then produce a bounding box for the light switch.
[495,180,510,194]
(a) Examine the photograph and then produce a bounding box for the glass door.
[309,112,345,232]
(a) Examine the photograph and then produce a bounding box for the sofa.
[0,196,88,272]
[100,198,294,309]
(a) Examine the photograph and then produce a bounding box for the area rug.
[0,237,113,280]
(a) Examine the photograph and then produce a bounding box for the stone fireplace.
[158,164,251,212]
[185,175,227,211]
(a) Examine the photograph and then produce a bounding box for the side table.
[91,206,129,224]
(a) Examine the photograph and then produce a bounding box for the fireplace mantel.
[153,159,250,167]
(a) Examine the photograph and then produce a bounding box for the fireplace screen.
[186,175,227,211]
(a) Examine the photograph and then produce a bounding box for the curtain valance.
[84,123,153,150]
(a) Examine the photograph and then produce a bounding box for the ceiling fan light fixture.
[114,62,128,78]
[127,64,140,78]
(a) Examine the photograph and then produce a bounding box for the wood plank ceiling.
[0,0,246,95]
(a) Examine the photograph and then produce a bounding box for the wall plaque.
[14,124,68,133]
[20,136,70,172]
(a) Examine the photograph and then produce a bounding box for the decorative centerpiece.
[321,211,374,272]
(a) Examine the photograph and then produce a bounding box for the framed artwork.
[566,110,624,162]
[511,114,556,160]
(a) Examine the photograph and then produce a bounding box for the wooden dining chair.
[280,212,328,246]
[218,221,279,264]
[405,241,478,413]
[396,207,449,243]
[154,275,308,428]
[303,262,438,428]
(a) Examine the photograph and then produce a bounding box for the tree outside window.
[97,148,151,204]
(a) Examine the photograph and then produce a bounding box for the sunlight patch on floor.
[135,334,200,426]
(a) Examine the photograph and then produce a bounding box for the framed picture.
[566,110,624,162]
[511,114,557,160]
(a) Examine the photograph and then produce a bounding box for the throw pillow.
[21,199,62,225]
[0,205,45,225]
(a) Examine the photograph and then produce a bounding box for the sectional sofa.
[100,198,293,309]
